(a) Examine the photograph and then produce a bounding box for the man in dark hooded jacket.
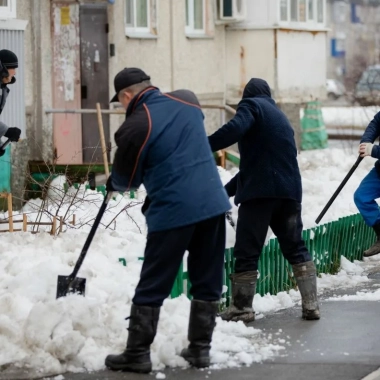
[0,49,22,155]
[208,78,320,323]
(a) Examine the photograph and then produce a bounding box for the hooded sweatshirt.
[208,78,302,205]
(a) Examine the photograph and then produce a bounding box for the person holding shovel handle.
[0,49,22,155]
[354,112,380,257]
[104,67,231,373]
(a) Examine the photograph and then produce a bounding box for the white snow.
[0,145,379,374]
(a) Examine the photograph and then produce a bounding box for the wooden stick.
[23,214,27,232]
[51,217,57,236]
[220,150,226,168]
[59,216,63,233]
[72,214,76,226]
[96,103,110,178]
[7,193,13,232]
[225,104,237,115]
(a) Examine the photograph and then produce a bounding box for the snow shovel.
[56,191,113,298]
[315,155,363,224]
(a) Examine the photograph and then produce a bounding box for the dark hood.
[242,78,271,99]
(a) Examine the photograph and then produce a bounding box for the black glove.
[0,149,5,157]
[224,175,238,198]
[4,127,21,142]
[141,196,151,215]
[106,175,116,192]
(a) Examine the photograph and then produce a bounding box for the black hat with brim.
[110,67,150,103]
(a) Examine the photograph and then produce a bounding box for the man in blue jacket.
[208,78,320,324]
[354,112,380,257]
[104,68,231,373]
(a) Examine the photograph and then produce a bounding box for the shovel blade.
[56,275,86,299]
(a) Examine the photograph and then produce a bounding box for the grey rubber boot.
[105,304,160,373]
[292,262,320,320]
[180,299,219,368]
[364,224,380,257]
[219,271,257,324]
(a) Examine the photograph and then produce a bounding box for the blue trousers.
[354,168,380,227]
[133,214,226,307]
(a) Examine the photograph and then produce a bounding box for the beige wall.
[108,0,226,152]
[225,29,276,104]
[276,30,327,102]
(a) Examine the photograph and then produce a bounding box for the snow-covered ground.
[0,146,379,375]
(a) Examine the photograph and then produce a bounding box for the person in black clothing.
[0,49,22,156]
[104,68,231,373]
[208,78,320,324]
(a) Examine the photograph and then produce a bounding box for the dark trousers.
[133,214,226,307]
[234,198,312,273]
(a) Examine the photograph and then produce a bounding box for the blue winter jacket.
[208,78,302,205]
[360,111,380,175]
[111,87,231,233]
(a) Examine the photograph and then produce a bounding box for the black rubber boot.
[219,271,257,324]
[105,304,160,373]
[364,224,380,257]
[292,262,320,320]
[180,300,219,368]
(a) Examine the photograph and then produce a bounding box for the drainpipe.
[273,28,279,100]
[32,0,43,160]
[169,0,174,91]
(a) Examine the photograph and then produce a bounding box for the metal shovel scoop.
[56,191,112,298]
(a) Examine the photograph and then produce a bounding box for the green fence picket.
[118,213,374,302]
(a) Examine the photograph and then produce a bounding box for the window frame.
[278,0,326,28]
[125,0,158,38]
[0,0,16,20]
[185,0,206,36]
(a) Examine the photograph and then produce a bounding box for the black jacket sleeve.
[208,101,255,152]
[224,174,238,197]
[112,109,151,191]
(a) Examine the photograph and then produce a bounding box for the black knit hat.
[0,49,18,69]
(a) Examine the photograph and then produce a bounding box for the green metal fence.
[119,212,375,305]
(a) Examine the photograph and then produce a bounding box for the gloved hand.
[0,149,5,157]
[4,127,21,142]
[359,142,374,157]
[105,175,116,193]
[141,196,151,215]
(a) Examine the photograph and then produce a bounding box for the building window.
[125,0,158,37]
[280,0,288,21]
[299,0,306,21]
[186,0,205,35]
[308,0,314,20]
[290,0,298,21]
[279,0,325,26]
[0,0,16,19]
[317,0,324,23]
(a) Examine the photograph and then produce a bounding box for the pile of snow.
[327,288,380,302]
[0,146,378,374]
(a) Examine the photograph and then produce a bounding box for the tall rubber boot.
[364,223,380,257]
[105,304,160,373]
[219,271,257,324]
[180,299,219,368]
[292,262,320,320]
